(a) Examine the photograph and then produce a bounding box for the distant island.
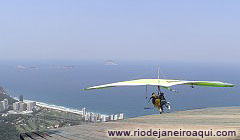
[16,65,27,69]
[104,60,118,65]
[15,65,76,70]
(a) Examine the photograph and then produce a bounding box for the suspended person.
[149,93,157,105]
[159,92,171,110]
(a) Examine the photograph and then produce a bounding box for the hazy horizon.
[1,0,240,64]
[0,62,238,117]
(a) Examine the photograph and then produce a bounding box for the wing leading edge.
[84,79,235,90]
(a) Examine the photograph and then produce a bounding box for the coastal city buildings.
[1,96,123,123]
[82,108,124,122]
[119,113,124,119]
[3,99,8,110]
[13,102,20,111]
[27,102,36,111]
[11,95,37,113]
[13,101,36,112]
[82,107,86,116]
[19,102,27,111]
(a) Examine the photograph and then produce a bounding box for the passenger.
[159,92,166,101]
[149,93,157,105]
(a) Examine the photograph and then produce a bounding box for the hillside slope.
[0,87,17,104]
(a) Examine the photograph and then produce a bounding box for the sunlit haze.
[0,0,239,63]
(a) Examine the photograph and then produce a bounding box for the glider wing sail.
[84,79,235,90]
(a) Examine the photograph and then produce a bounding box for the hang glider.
[84,79,235,90]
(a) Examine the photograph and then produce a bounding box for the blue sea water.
[0,61,239,117]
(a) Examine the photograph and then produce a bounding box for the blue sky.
[0,0,239,63]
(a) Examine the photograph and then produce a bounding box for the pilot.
[159,92,170,110]
[159,92,166,101]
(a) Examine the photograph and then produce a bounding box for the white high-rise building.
[27,102,36,111]
[105,115,110,121]
[110,115,114,121]
[114,114,118,120]
[82,108,86,116]
[13,102,20,111]
[19,102,27,112]
[90,113,97,122]
[0,99,8,112]
[119,113,124,120]
[96,113,101,121]
[101,115,107,122]
[3,99,8,110]
[85,112,90,121]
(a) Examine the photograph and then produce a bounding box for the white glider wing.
[84,79,235,90]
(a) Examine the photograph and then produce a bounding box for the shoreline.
[11,97,125,122]
[35,101,84,115]
[13,97,84,115]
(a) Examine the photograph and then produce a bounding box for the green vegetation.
[0,122,19,140]
[0,115,21,140]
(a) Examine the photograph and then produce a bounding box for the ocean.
[0,61,239,117]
